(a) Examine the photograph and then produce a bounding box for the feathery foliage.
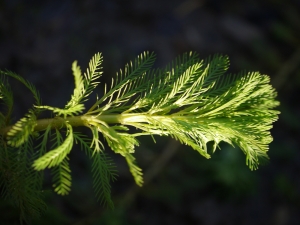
[0,135,47,224]
[6,109,37,147]
[33,124,73,171]
[0,51,279,223]
[0,70,42,108]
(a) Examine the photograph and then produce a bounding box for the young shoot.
[0,51,280,223]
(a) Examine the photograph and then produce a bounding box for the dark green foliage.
[0,136,47,224]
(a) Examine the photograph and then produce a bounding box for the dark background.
[1,0,300,224]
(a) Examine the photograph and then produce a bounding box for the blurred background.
[0,0,300,224]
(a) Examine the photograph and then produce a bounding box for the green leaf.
[0,136,47,224]
[35,104,85,118]
[92,151,117,208]
[67,52,103,108]
[0,69,42,107]
[82,52,103,101]
[73,131,95,156]
[7,110,37,147]
[89,122,143,185]
[34,53,103,118]
[126,51,201,113]
[201,54,230,88]
[125,153,143,186]
[91,122,139,155]
[33,124,74,170]
[90,125,105,153]
[88,51,156,114]
[51,157,72,195]
[73,132,117,208]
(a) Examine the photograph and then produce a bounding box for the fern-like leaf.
[124,153,143,186]
[73,131,95,156]
[35,53,103,118]
[89,122,143,185]
[67,60,84,108]
[35,104,85,118]
[0,69,42,107]
[66,52,103,108]
[88,51,156,114]
[7,110,37,147]
[51,157,72,195]
[73,132,117,207]
[33,124,74,170]
[125,51,201,113]
[92,151,117,208]
[82,52,103,102]
[0,136,47,224]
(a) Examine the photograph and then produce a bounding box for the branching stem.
[0,115,110,136]
[0,113,181,136]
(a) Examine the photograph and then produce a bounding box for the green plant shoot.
[0,51,279,223]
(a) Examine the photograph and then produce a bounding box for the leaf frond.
[35,104,85,118]
[32,124,74,170]
[91,151,118,208]
[0,136,47,223]
[73,132,117,207]
[66,52,103,108]
[7,109,37,147]
[126,51,201,113]
[82,52,103,101]
[88,51,156,114]
[51,157,72,195]
[125,153,143,186]
[0,69,42,107]
[96,123,139,156]
[73,132,94,156]
[89,122,142,184]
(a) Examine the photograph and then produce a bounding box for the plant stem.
[0,115,120,136]
[0,113,159,136]
[0,113,202,136]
